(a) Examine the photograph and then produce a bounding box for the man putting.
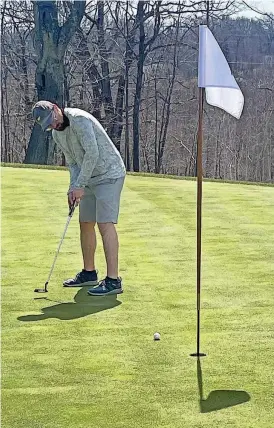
[32,100,126,296]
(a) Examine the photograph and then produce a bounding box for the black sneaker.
[88,277,123,296]
[63,270,98,287]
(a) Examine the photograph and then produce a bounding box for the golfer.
[32,100,126,296]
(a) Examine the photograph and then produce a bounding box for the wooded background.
[1,1,274,183]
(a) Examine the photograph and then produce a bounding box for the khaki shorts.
[79,177,125,224]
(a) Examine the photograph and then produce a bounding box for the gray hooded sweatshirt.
[52,108,126,191]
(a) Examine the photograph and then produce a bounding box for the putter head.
[34,288,48,299]
[34,281,48,294]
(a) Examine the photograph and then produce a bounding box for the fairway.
[1,166,274,428]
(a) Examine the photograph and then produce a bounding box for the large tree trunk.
[25,46,64,164]
[24,0,85,165]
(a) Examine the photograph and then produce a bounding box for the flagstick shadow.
[18,287,122,322]
[197,358,251,413]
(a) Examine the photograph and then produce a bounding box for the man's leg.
[63,220,98,287]
[87,177,124,296]
[80,221,97,271]
[97,222,118,279]
[63,189,98,287]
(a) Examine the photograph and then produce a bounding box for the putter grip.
[69,201,77,217]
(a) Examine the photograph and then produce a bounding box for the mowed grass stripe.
[126,176,274,293]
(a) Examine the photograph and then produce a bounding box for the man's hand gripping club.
[68,188,85,208]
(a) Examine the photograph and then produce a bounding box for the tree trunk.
[97,1,114,135]
[154,73,158,172]
[24,0,85,165]
[1,76,10,162]
[124,7,131,171]
[133,1,145,172]
[1,0,10,162]
[20,35,32,111]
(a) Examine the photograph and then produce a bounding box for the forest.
[1,1,274,182]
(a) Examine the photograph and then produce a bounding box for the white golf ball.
[154,332,161,341]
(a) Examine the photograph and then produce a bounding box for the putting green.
[2,166,274,428]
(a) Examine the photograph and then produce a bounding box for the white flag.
[198,25,244,119]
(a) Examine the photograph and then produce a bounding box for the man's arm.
[73,117,99,189]
[52,131,80,193]
[68,162,81,193]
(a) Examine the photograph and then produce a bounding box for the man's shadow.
[196,358,251,413]
[18,287,122,322]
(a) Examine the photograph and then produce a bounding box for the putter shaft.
[34,204,76,294]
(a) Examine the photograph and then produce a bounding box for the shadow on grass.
[196,358,251,413]
[18,287,122,322]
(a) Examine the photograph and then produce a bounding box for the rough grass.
[1,166,274,428]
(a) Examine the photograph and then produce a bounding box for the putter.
[34,201,77,294]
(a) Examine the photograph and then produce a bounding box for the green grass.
[1,166,274,428]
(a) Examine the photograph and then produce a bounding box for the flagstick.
[190,1,209,358]
[190,1,244,358]
[190,86,206,358]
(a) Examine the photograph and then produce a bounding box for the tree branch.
[59,1,86,56]
[242,1,274,20]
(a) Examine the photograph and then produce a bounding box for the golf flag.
[198,25,244,119]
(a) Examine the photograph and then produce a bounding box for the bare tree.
[133,1,162,171]
[1,0,35,163]
[24,0,85,164]
[155,13,181,173]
